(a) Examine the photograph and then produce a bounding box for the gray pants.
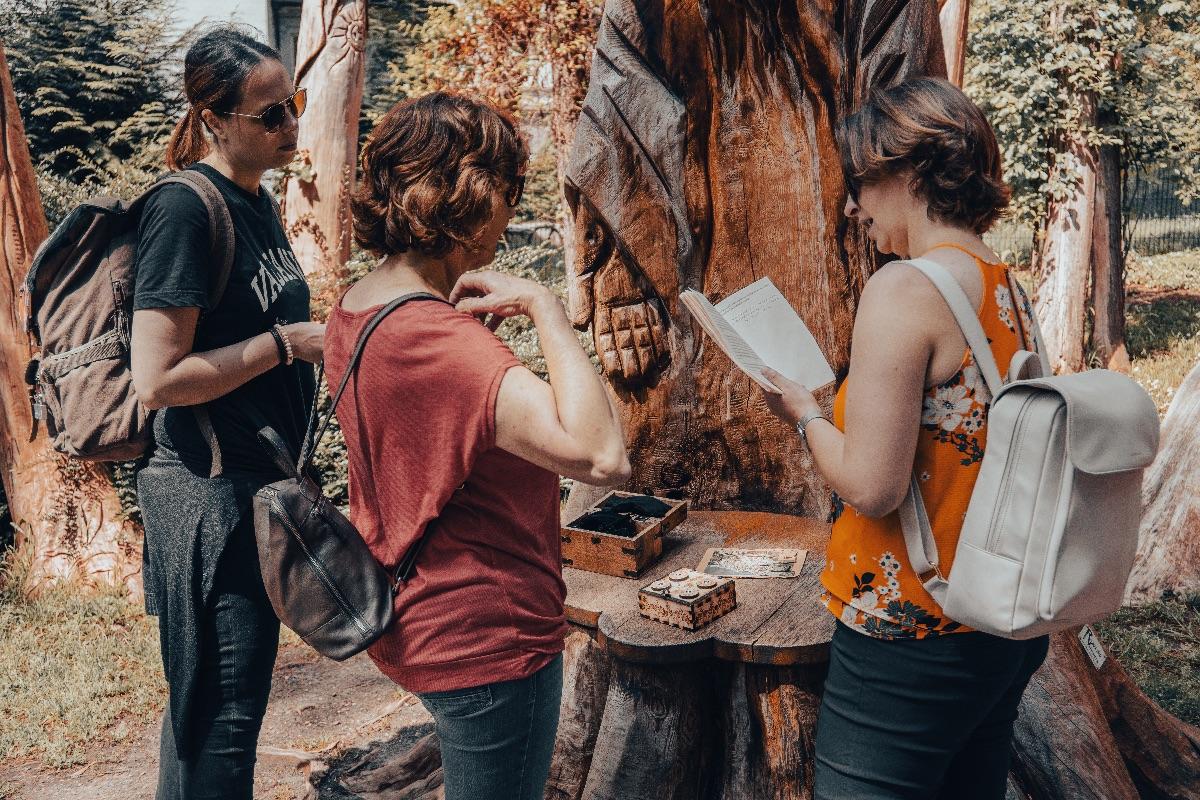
[814,622,1048,800]
[416,654,564,800]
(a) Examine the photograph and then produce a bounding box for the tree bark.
[1036,95,1097,374]
[564,0,945,517]
[1090,145,1130,372]
[938,0,971,87]
[283,0,368,302]
[0,45,141,594]
[1126,358,1200,604]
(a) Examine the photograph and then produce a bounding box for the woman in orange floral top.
[761,78,1050,800]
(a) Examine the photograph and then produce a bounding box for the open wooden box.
[560,491,688,578]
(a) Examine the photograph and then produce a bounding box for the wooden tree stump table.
[546,509,835,800]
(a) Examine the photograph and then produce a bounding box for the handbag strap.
[297,292,446,475]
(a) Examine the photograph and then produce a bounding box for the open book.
[680,277,835,393]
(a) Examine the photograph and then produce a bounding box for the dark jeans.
[814,622,1049,800]
[416,653,564,800]
[156,528,280,800]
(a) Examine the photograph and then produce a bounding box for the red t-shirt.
[324,297,567,693]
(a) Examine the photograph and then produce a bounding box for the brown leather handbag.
[252,292,444,660]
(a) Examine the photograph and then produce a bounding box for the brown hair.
[352,92,529,258]
[166,26,281,171]
[837,77,1010,234]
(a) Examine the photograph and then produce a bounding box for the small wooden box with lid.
[560,491,688,578]
[637,568,737,630]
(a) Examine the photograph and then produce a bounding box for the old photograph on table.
[697,548,806,579]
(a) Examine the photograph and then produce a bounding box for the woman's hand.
[759,368,823,427]
[449,270,557,330]
[282,322,327,364]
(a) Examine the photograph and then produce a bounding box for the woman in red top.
[325,92,630,800]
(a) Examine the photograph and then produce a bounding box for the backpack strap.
[149,171,237,478]
[153,171,237,312]
[893,257,1007,606]
[906,257,1004,396]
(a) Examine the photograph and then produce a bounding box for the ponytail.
[168,25,282,171]
[166,106,209,171]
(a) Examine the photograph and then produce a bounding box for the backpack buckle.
[918,564,945,584]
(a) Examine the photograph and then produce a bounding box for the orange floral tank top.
[820,246,1037,639]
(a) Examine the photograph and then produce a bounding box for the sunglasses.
[505,173,525,208]
[220,87,307,134]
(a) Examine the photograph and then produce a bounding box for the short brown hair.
[352,92,529,258]
[837,78,1010,234]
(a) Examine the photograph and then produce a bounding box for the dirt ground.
[0,643,434,800]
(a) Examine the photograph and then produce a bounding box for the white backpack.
[898,258,1160,639]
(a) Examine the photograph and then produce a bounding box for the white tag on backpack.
[1078,625,1107,670]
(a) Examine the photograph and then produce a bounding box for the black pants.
[814,622,1049,800]
[156,526,280,800]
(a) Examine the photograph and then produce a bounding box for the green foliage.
[378,0,602,224]
[0,0,189,181]
[1095,593,1200,726]
[359,0,428,132]
[966,0,1200,225]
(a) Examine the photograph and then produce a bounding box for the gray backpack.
[23,171,234,463]
[898,258,1160,639]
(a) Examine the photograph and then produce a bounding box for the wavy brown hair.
[837,77,1010,234]
[352,92,529,258]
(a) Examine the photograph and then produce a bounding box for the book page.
[679,290,780,391]
[715,278,835,389]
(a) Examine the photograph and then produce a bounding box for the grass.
[1094,594,1200,727]
[0,552,165,768]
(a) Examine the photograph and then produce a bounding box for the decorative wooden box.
[560,491,688,578]
[638,568,737,630]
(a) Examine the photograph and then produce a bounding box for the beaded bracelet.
[270,324,294,366]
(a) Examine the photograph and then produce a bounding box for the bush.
[1,0,188,182]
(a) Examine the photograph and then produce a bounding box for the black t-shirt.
[133,163,315,477]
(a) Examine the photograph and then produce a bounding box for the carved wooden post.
[1126,358,1200,603]
[0,44,141,594]
[283,0,368,290]
[938,0,971,86]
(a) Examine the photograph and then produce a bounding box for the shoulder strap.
[905,257,1004,396]
[297,292,447,475]
[152,171,236,312]
[148,171,236,478]
[894,257,1005,605]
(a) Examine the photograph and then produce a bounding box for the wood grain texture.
[565,510,833,665]
[937,0,970,86]
[545,628,615,800]
[283,0,367,287]
[0,44,141,595]
[564,0,945,516]
[1127,358,1200,603]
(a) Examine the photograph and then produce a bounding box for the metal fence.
[984,171,1200,262]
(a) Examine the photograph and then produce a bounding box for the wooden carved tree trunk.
[1126,358,1200,604]
[0,45,141,594]
[283,0,368,294]
[938,0,971,86]
[563,0,945,518]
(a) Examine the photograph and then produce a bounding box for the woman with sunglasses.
[130,25,323,799]
[758,78,1049,799]
[326,92,630,799]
